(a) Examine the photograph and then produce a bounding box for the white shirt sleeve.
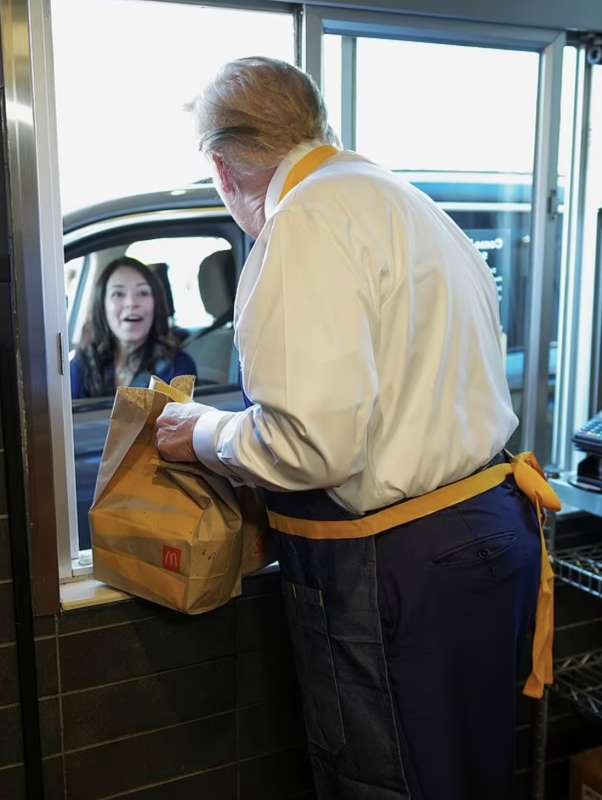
[193,208,380,491]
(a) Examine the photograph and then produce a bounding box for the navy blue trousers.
[271,473,541,800]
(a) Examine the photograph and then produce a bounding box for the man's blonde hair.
[191,57,337,173]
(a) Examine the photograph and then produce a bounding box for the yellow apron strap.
[268,452,560,699]
[510,453,559,699]
[278,144,339,203]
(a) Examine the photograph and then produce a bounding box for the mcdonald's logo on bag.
[163,546,181,572]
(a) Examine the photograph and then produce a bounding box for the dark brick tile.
[34,614,56,638]
[43,756,65,800]
[239,747,314,800]
[236,645,298,707]
[0,516,10,582]
[0,764,25,800]
[36,637,58,698]
[0,453,6,515]
[555,584,602,628]
[555,619,602,659]
[0,704,22,767]
[40,697,61,758]
[63,656,235,750]
[0,643,18,706]
[236,594,288,653]
[238,698,305,760]
[60,602,235,691]
[59,597,159,635]
[0,582,15,644]
[108,765,236,799]
[65,711,236,800]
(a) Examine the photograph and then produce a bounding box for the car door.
[65,201,248,551]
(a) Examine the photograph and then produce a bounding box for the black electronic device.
[572,412,602,490]
[573,411,602,456]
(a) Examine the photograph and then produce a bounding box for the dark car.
[65,174,556,551]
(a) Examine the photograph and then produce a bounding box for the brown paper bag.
[89,375,273,614]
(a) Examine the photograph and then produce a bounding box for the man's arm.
[160,209,380,491]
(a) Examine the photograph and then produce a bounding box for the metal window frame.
[552,45,592,471]
[303,5,565,460]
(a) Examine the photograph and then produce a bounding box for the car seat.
[182,249,236,385]
[147,262,188,343]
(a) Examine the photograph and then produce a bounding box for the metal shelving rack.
[548,476,602,722]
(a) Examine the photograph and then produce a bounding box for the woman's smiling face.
[104,266,155,349]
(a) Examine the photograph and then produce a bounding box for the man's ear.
[212,154,237,196]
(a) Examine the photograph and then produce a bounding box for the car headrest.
[198,249,235,321]
[147,262,175,318]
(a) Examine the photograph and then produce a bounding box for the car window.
[67,233,239,396]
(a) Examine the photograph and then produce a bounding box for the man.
[156,57,557,800]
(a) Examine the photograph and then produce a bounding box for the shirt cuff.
[192,407,238,478]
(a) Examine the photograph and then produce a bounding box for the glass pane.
[326,37,543,452]
[50,0,295,213]
[126,236,230,329]
[323,34,343,145]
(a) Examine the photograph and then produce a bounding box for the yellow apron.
[273,143,559,699]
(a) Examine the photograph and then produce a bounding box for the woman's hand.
[155,402,209,462]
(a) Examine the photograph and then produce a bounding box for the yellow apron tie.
[278,144,339,203]
[267,453,560,699]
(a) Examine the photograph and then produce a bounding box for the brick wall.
[0,564,315,800]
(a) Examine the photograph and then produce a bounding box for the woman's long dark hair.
[77,256,177,397]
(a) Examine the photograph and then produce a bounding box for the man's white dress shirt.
[193,140,518,514]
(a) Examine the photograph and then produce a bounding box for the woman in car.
[70,256,196,398]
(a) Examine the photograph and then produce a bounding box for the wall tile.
[239,747,314,800]
[34,614,56,638]
[36,637,59,698]
[0,643,18,706]
[0,764,25,800]
[43,755,65,800]
[59,598,159,635]
[236,594,289,653]
[236,646,298,708]
[60,602,236,692]
[0,704,22,767]
[0,516,10,582]
[0,582,15,644]
[65,711,236,800]
[238,698,305,760]
[107,764,236,800]
[63,657,236,750]
[40,697,61,758]
[0,453,6,515]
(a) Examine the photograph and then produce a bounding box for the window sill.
[60,578,131,610]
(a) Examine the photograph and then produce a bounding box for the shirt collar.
[264,139,329,220]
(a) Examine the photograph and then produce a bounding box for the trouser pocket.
[283,579,346,754]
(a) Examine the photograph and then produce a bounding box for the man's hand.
[155,402,209,462]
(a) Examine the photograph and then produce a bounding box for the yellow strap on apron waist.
[267,452,560,700]
[278,144,339,203]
